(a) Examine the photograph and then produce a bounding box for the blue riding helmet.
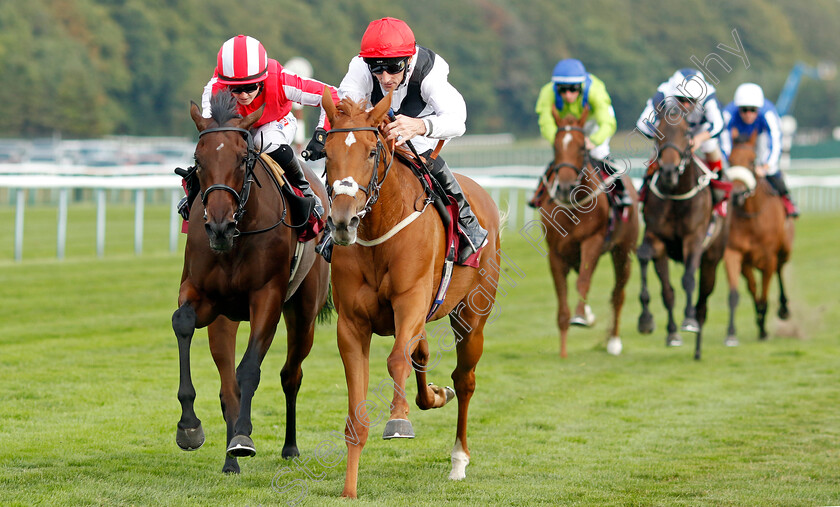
[552,59,587,84]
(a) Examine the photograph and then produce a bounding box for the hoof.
[606,337,622,356]
[222,458,240,474]
[176,424,205,451]
[282,445,300,459]
[227,434,256,457]
[724,336,739,347]
[681,318,700,333]
[778,306,790,320]
[570,305,595,327]
[666,334,682,347]
[638,313,655,334]
[382,419,415,439]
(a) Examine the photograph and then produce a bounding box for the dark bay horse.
[172,92,331,473]
[538,109,638,357]
[637,102,729,360]
[723,128,794,345]
[321,91,500,498]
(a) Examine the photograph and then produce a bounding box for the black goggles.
[230,82,260,95]
[364,57,407,75]
[555,83,582,94]
[739,106,758,113]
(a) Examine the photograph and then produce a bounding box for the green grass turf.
[0,205,838,505]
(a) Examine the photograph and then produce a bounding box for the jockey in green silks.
[532,58,631,208]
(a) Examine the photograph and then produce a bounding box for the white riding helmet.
[734,83,765,109]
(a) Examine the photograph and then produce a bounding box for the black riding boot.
[175,166,199,220]
[269,144,324,219]
[592,158,632,207]
[766,172,800,217]
[428,155,488,264]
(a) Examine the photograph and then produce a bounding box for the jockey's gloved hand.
[303,128,327,161]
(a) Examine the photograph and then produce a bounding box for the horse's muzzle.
[205,220,237,252]
[327,215,359,246]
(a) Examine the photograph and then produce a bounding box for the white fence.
[2,160,839,261]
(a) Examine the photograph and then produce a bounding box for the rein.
[198,126,287,236]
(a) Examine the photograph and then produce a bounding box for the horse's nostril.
[349,216,360,229]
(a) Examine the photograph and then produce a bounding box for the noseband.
[657,141,691,176]
[325,126,394,218]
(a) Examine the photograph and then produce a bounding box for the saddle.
[258,153,321,242]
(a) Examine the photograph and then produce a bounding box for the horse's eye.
[369,149,376,159]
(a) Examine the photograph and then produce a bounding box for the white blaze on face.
[562,132,572,152]
[216,143,225,151]
[345,132,356,147]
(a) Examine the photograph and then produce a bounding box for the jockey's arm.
[691,130,712,151]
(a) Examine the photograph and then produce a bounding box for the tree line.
[0,0,837,139]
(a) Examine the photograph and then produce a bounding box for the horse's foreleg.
[777,261,790,320]
[337,315,372,499]
[384,294,430,438]
[226,292,284,458]
[680,248,703,333]
[572,237,603,327]
[695,253,722,360]
[756,261,776,340]
[208,316,241,473]
[607,245,633,355]
[652,250,680,345]
[548,250,572,358]
[173,302,205,452]
[724,248,743,346]
[637,238,656,334]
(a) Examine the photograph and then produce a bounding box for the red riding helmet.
[216,35,268,85]
[359,17,417,58]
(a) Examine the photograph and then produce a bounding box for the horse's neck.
[743,179,774,213]
[357,162,416,240]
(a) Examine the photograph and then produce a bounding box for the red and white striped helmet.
[216,35,268,85]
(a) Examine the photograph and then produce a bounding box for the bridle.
[325,126,395,219]
[650,129,713,201]
[543,125,605,207]
[197,126,287,236]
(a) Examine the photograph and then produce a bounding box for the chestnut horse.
[538,109,639,357]
[723,128,794,345]
[321,91,500,498]
[637,102,729,360]
[172,92,331,473]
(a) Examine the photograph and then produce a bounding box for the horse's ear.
[190,101,211,132]
[731,127,739,140]
[579,105,590,126]
[322,86,338,126]
[551,103,562,127]
[369,90,392,126]
[240,105,264,131]
[749,128,758,144]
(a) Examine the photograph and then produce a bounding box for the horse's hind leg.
[448,316,486,481]
[695,254,722,360]
[208,316,241,473]
[173,303,205,452]
[279,272,322,459]
[412,327,455,411]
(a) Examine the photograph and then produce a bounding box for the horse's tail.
[317,283,334,325]
[497,206,510,241]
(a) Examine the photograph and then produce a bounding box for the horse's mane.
[208,90,241,126]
